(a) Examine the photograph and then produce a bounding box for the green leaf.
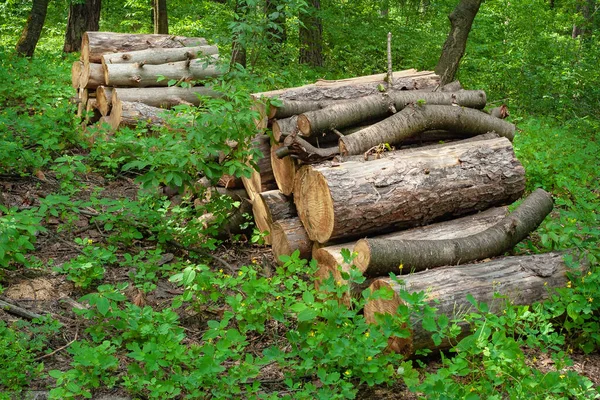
[96,296,110,316]
[297,308,317,322]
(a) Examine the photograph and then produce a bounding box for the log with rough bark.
[339,104,516,156]
[101,45,218,65]
[297,90,487,137]
[80,62,104,89]
[439,80,463,92]
[252,190,297,245]
[364,252,574,356]
[268,99,354,120]
[354,189,553,278]
[109,86,220,110]
[270,142,298,195]
[72,60,83,88]
[271,217,312,263]
[103,55,222,87]
[96,86,113,116]
[314,206,510,299]
[81,32,208,64]
[253,69,440,102]
[241,135,277,202]
[272,115,298,143]
[294,137,525,244]
[109,100,168,130]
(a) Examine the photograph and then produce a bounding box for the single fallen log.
[80,62,104,89]
[364,252,576,356]
[81,32,208,63]
[253,69,440,102]
[96,86,113,116]
[71,60,83,88]
[339,104,516,156]
[297,90,487,137]
[101,45,218,65]
[354,189,553,277]
[295,137,525,243]
[109,100,168,130]
[104,55,222,87]
[109,86,220,110]
[270,142,297,195]
[241,135,277,202]
[314,206,509,296]
[271,217,312,263]
[0,299,43,320]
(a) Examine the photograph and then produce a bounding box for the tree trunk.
[435,0,483,85]
[109,100,169,130]
[314,206,509,305]
[297,90,487,137]
[103,56,221,87]
[365,252,576,356]
[153,0,168,34]
[339,104,515,156]
[241,135,277,202]
[355,189,553,277]
[270,142,298,195]
[299,0,323,67]
[572,0,595,38]
[272,217,312,263]
[81,32,207,63]
[15,0,50,57]
[294,137,525,244]
[102,45,218,65]
[108,86,220,112]
[63,0,102,53]
[254,69,439,102]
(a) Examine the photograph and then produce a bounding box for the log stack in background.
[72,31,223,130]
[244,71,568,356]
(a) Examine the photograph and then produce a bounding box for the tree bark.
[272,115,298,142]
[241,135,277,202]
[339,104,515,156]
[294,137,525,243]
[435,0,483,85]
[365,252,576,356]
[272,217,312,263]
[270,142,298,195]
[314,206,509,305]
[108,86,220,112]
[81,32,207,63]
[153,0,169,34]
[15,0,50,57]
[297,90,487,137]
[355,189,553,277]
[254,69,439,102]
[63,0,102,53]
[103,56,221,87]
[109,100,169,130]
[299,0,323,67]
[101,45,218,65]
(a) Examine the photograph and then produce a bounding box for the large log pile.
[244,71,567,356]
[72,31,222,130]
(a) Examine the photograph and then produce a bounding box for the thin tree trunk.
[299,0,323,67]
[572,0,595,38]
[64,0,102,53]
[435,0,482,85]
[15,0,50,57]
[153,0,169,34]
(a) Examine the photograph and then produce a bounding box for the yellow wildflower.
[364,332,370,338]
[238,271,244,277]
[219,269,223,273]
[309,331,315,337]
[567,281,572,288]
[589,297,594,303]
[367,356,372,361]
[87,239,93,245]
[398,263,404,270]
[344,370,351,376]
[560,374,565,379]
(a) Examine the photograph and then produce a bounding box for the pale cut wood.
[241,135,277,202]
[364,252,575,356]
[71,60,83,88]
[271,217,312,263]
[104,55,222,87]
[102,45,218,65]
[259,190,297,228]
[270,142,297,195]
[80,62,104,89]
[96,86,113,116]
[110,86,220,109]
[81,32,208,63]
[295,137,525,244]
[76,88,89,118]
[83,98,101,125]
[110,100,168,131]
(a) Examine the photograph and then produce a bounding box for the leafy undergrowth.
[1,48,600,400]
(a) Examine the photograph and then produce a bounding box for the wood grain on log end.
[295,166,334,243]
[271,143,297,195]
[72,60,83,88]
[271,217,312,264]
[252,195,272,245]
[96,86,113,116]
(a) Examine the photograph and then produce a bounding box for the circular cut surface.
[270,143,296,195]
[300,169,334,243]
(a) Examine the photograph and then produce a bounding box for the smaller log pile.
[245,71,569,356]
[71,32,223,131]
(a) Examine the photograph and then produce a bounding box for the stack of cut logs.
[71,31,222,131]
[246,69,574,356]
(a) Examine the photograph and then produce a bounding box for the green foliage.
[55,239,118,288]
[0,206,46,268]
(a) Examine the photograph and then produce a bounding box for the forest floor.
[2,172,600,398]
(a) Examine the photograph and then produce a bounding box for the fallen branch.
[0,298,44,320]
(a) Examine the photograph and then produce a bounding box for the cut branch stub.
[339,104,515,156]
[354,188,553,277]
[298,90,487,137]
[294,137,525,243]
